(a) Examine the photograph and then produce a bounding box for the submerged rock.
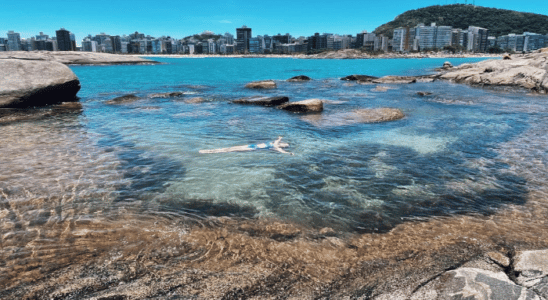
[148,92,184,98]
[105,94,140,105]
[416,91,433,96]
[287,75,312,82]
[233,96,289,106]
[372,76,417,84]
[0,59,81,108]
[301,108,404,127]
[278,99,323,113]
[353,108,404,123]
[371,86,394,92]
[340,74,378,82]
[184,97,206,104]
[245,80,277,89]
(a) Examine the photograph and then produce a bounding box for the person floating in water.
[200,136,293,155]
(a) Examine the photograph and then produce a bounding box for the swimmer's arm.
[275,147,294,155]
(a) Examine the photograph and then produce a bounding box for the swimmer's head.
[279,142,289,148]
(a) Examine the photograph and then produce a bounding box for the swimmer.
[200,136,293,155]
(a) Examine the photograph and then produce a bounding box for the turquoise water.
[40,56,545,233]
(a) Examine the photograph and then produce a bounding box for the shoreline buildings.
[2,24,547,54]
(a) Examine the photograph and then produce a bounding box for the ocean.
[2,57,548,298]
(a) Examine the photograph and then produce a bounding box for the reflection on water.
[2,58,548,298]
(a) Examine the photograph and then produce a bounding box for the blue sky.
[2,0,547,42]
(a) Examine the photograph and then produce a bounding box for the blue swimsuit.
[247,142,275,150]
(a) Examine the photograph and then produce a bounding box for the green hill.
[374,4,548,38]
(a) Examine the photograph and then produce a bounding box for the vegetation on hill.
[182,33,222,41]
[374,4,548,38]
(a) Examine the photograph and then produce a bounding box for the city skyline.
[2,0,548,44]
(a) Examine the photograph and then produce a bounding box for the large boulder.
[278,99,323,113]
[148,92,184,98]
[233,96,289,106]
[442,61,453,69]
[287,75,312,82]
[372,76,417,84]
[514,249,548,295]
[341,75,378,82]
[0,59,80,108]
[0,51,159,65]
[105,94,140,105]
[245,80,277,89]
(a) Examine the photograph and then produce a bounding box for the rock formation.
[278,99,323,113]
[184,97,206,104]
[287,75,312,82]
[0,59,80,108]
[105,94,140,105]
[233,96,289,106]
[0,51,159,65]
[245,80,277,89]
[372,76,417,84]
[439,49,548,93]
[416,91,433,96]
[341,75,378,82]
[148,92,184,98]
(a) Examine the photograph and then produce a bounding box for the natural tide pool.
[3,57,548,298]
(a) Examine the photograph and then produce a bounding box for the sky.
[2,0,547,42]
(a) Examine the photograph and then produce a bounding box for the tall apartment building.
[236,25,252,53]
[392,27,415,52]
[7,31,21,51]
[523,32,547,52]
[36,32,49,41]
[467,26,489,52]
[435,26,452,49]
[56,28,73,51]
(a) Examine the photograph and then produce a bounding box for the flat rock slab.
[245,80,277,89]
[411,268,539,300]
[301,108,404,127]
[105,94,140,105]
[514,249,548,287]
[416,91,433,96]
[233,96,289,106]
[278,99,323,113]
[372,76,417,84]
[148,92,184,98]
[0,59,81,108]
[341,74,378,82]
[0,51,158,65]
[287,75,312,82]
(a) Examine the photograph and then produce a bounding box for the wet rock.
[287,75,311,82]
[233,96,289,106]
[416,91,433,97]
[340,75,378,82]
[411,268,539,300]
[245,80,277,89]
[372,76,417,84]
[53,102,83,110]
[0,59,80,108]
[184,97,206,104]
[148,92,184,98]
[487,251,510,268]
[278,99,323,113]
[442,61,453,69]
[105,94,140,105]
[301,108,403,127]
[514,249,548,287]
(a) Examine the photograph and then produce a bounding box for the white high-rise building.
[7,31,21,51]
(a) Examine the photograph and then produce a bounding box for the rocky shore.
[438,48,548,93]
[0,51,159,65]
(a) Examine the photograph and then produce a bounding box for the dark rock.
[503,54,512,60]
[372,76,417,84]
[245,80,277,89]
[416,91,433,97]
[105,94,140,105]
[0,59,80,108]
[340,75,378,82]
[148,92,184,98]
[278,99,323,113]
[287,75,312,82]
[233,96,289,106]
